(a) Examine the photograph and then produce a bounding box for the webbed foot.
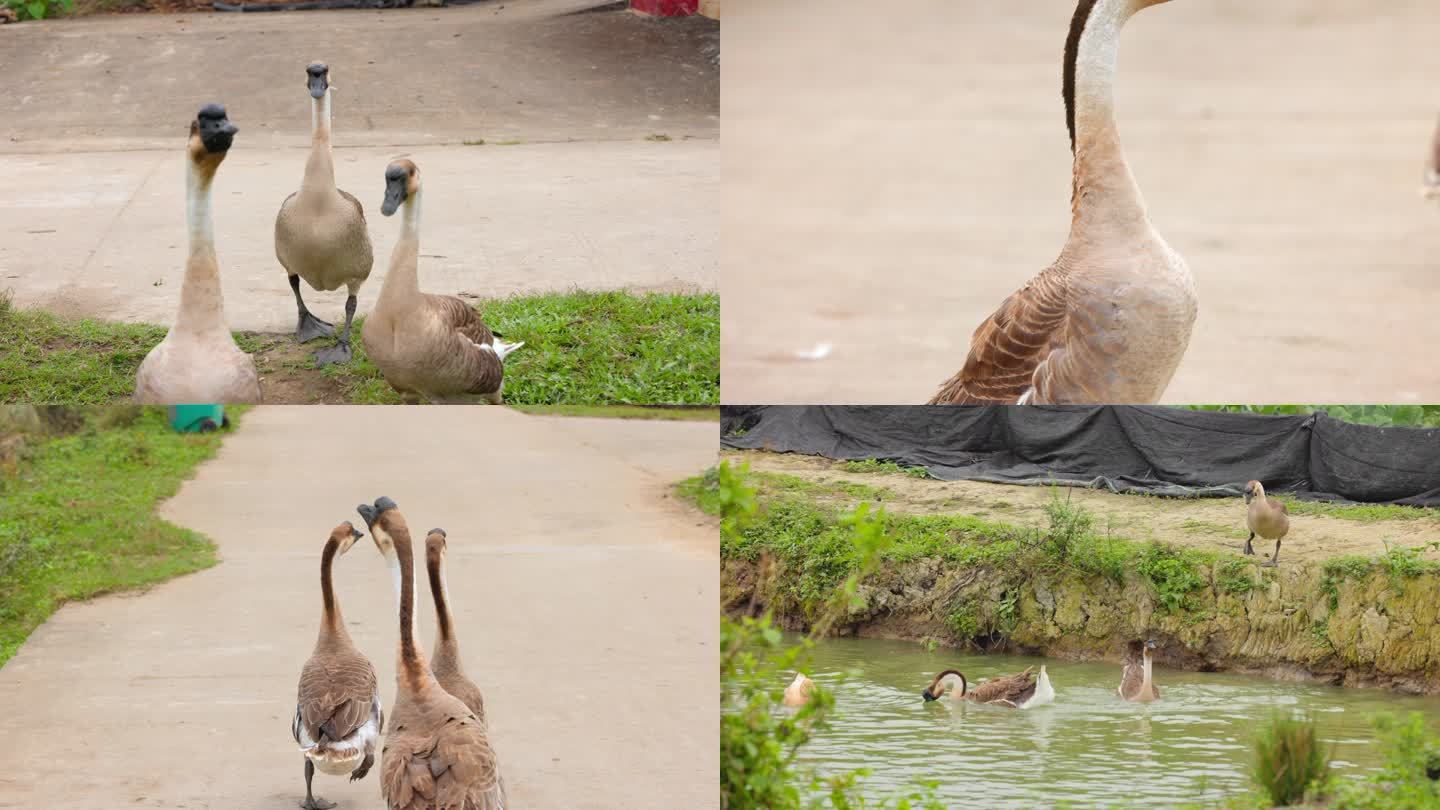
[300,797,336,810]
[313,340,353,367]
[297,310,334,343]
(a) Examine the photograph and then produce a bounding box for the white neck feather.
[401,190,422,237]
[1070,0,1148,230]
[311,91,332,138]
[186,160,214,249]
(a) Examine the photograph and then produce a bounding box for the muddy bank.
[725,552,1440,695]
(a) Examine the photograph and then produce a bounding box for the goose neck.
[386,537,428,689]
[302,93,336,194]
[171,159,229,338]
[1066,0,1149,233]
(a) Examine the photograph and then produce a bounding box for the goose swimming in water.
[783,673,815,707]
[921,665,1055,709]
[1117,639,1161,702]
[930,0,1195,404]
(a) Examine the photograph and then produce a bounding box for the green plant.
[1136,545,1207,614]
[945,604,979,639]
[1217,558,1258,596]
[1250,711,1331,807]
[1329,713,1440,809]
[840,459,930,479]
[675,466,722,515]
[6,0,72,20]
[1179,404,1440,428]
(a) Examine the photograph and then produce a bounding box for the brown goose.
[292,521,383,810]
[1117,639,1160,702]
[134,104,260,404]
[362,160,523,404]
[782,673,814,707]
[425,528,486,724]
[274,62,374,366]
[357,497,506,810]
[929,0,1195,405]
[1243,480,1290,567]
[921,665,1055,709]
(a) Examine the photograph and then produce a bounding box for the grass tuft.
[1250,712,1331,807]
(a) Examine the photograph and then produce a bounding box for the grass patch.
[1250,712,1331,807]
[839,458,930,479]
[0,290,719,405]
[509,404,718,421]
[0,408,230,666]
[675,466,721,516]
[1277,497,1435,524]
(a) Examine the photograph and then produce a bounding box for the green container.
[168,405,226,433]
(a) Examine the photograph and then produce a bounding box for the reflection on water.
[790,635,1440,808]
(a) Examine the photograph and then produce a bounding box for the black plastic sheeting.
[720,406,1440,507]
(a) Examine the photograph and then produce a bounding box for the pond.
[788,635,1440,808]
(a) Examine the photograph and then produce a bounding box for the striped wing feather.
[382,711,505,809]
[296,652,379,744]
[930,266,1072,404]
[967,667,1036,707]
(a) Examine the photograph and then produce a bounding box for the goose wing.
[295,652,379,747]
[929,266,1075,404]
[338,188,367,222]
[382,713,505,810]
[429,294,496,348]
[1117,662,1141,700]
[968,667,1035,706]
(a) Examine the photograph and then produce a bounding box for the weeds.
[1250,711,1331,807]
[840,459,931,479]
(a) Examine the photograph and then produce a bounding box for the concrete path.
[722,0,1440,404]
[0,2,718,329]
[0,407,720,809]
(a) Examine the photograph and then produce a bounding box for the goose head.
[306,62,330,100]
[357,495,402,554]
[1243,480,1263,504]
[425,527,448,562]
[381,160,421,216]
[188,104,238,175]
[921,669,967,702]
[330,520,364,554]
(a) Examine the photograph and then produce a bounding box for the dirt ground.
[0,0,718,330]
[728,450,1440,565]
[721,0,1440,404]
[0,407,719,809]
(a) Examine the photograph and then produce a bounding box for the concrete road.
[0,1,718,330]
[0,407,720,809]
[721,0,1440,404]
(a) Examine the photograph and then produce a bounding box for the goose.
[1243,479,1290,567]
[134,104,261,404]
[274,62,374,366]
[1423,115,1440,200]
[362,160,523,404]
[1117,639,1161,702]
[929,0,1195,405]
[357,497,507,809]
[425,528,486,724]
[921,665,1055,709]
[292,521,384,810]
[782,673,814,707]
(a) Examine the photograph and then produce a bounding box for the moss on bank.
[707,471,1440,693]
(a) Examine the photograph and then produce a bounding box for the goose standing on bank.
[292,521,383,810]
[921,665,1055,709]
[1117,639,1161,702]
[425,528,487,724]
[363,161,523,403]
[930,0,1195,404]
[134,104,260,404]
[357,497,506,809]
[275,63,374,366]
[1243,480,1290,567]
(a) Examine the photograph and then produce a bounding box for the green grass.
[0,290,719,405]
[1276,496,1435,524]
[839,459,931,479]
[509,405,719,421]
[676,467,722,516]
[1250,712,1331,807]
[0,408,230,666]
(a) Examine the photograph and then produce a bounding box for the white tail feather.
[494,339,525,361]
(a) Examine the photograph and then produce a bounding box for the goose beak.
[921,690,937,702]
[1145,639,1157,650]
[356,503,378,528]
[381,173,408,217]
[306,63,329,100]
[351,526,364,541]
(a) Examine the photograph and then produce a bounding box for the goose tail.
[1026,664,1057,708]
[494,339,525,361]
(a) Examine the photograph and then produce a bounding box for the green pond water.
[787,635,1440,808]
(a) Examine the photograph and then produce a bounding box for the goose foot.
[297,311,334,343]
[300,798,336,810]
[1261,559,1278,568]
[313,340,352,367]
[349,753,374,782]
